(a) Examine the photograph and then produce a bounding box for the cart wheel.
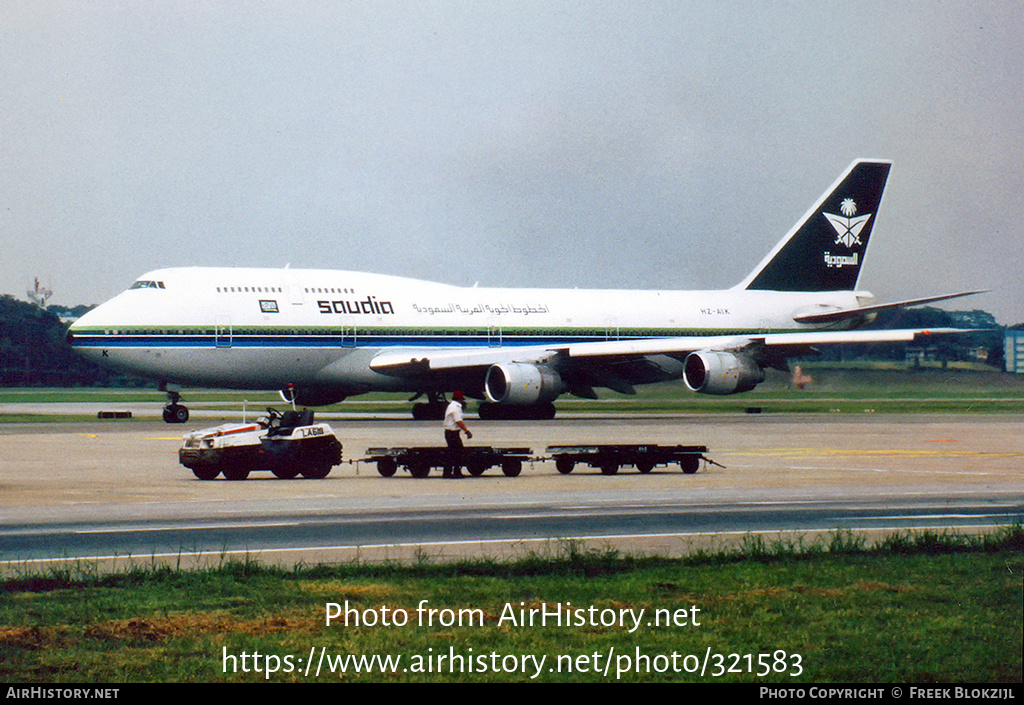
[680,457,700,474]
[555,457,575,475]
[637,460,654,474]
[600,463,619,475]
[467,461,487,477]
[409,461,431,478]
[377,458,398,477]
[501,459,522,477]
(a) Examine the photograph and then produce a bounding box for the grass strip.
[2,528,1020,683]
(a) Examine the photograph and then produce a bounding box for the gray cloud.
[2,1,1021,322]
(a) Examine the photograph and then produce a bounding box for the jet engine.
[279,386,347,407]
[484,363,566,405]
[682,350,765,395]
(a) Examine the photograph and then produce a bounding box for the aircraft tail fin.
[738,159,892,292]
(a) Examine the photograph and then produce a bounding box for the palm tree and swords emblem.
[823,198,872,248]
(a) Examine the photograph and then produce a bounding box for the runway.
[1,413,1021,570]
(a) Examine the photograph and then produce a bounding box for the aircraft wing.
[369,327,968,375]
[565,327,967,358]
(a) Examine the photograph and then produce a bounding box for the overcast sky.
[3,1,1022,323]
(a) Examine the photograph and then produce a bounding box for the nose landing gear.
[162,390,190,424]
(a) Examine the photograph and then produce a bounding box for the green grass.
[2,529,1021,683]
[3,365,1024,421]
[0,389,285,405]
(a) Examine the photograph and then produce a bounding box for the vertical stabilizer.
[739,159,891,292]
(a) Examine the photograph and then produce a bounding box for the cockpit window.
[129,280,166,290]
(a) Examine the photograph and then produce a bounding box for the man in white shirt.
[443,390,472,478]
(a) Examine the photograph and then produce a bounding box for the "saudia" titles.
[318,297,395,316]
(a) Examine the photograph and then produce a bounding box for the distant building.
[26,277,53,308]
[1006,330,1024,374]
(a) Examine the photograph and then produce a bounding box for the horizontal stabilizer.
[792,290,988,324]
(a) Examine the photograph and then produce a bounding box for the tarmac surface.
[1,412,1022,570]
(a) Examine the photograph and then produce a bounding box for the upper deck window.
[130,280,165,290]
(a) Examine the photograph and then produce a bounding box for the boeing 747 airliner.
[67,159,981,422]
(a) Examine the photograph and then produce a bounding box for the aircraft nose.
[65,305,101,346]
[66,315,85,346]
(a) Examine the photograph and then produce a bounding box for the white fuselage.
[69,267,870,393]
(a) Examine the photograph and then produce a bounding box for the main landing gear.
[477,402,556,420]
[410,392,448,421]
[163,390,190,424]
[409,394,559,421]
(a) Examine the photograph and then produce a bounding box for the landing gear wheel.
[412,402,447,421]
[163,404,189,424]
[536,402,557,420]
[478,402,557,420]
[162,389,190,424]
[411,392,448,421]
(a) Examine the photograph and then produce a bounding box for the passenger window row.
[216,286,284,294]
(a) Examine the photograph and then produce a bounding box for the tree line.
[0,296,140,387]
[819,307,1009,368]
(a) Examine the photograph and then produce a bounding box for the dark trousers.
[444,430,464,476]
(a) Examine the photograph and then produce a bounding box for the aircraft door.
[339,320,356,348]
[488,321,502,347]
[215,315,232,349]
[287,272,304,306]
[605,318,620,341]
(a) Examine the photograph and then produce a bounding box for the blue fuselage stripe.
[70,333,617,349]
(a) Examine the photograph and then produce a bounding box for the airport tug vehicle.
[178,408,342,480]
